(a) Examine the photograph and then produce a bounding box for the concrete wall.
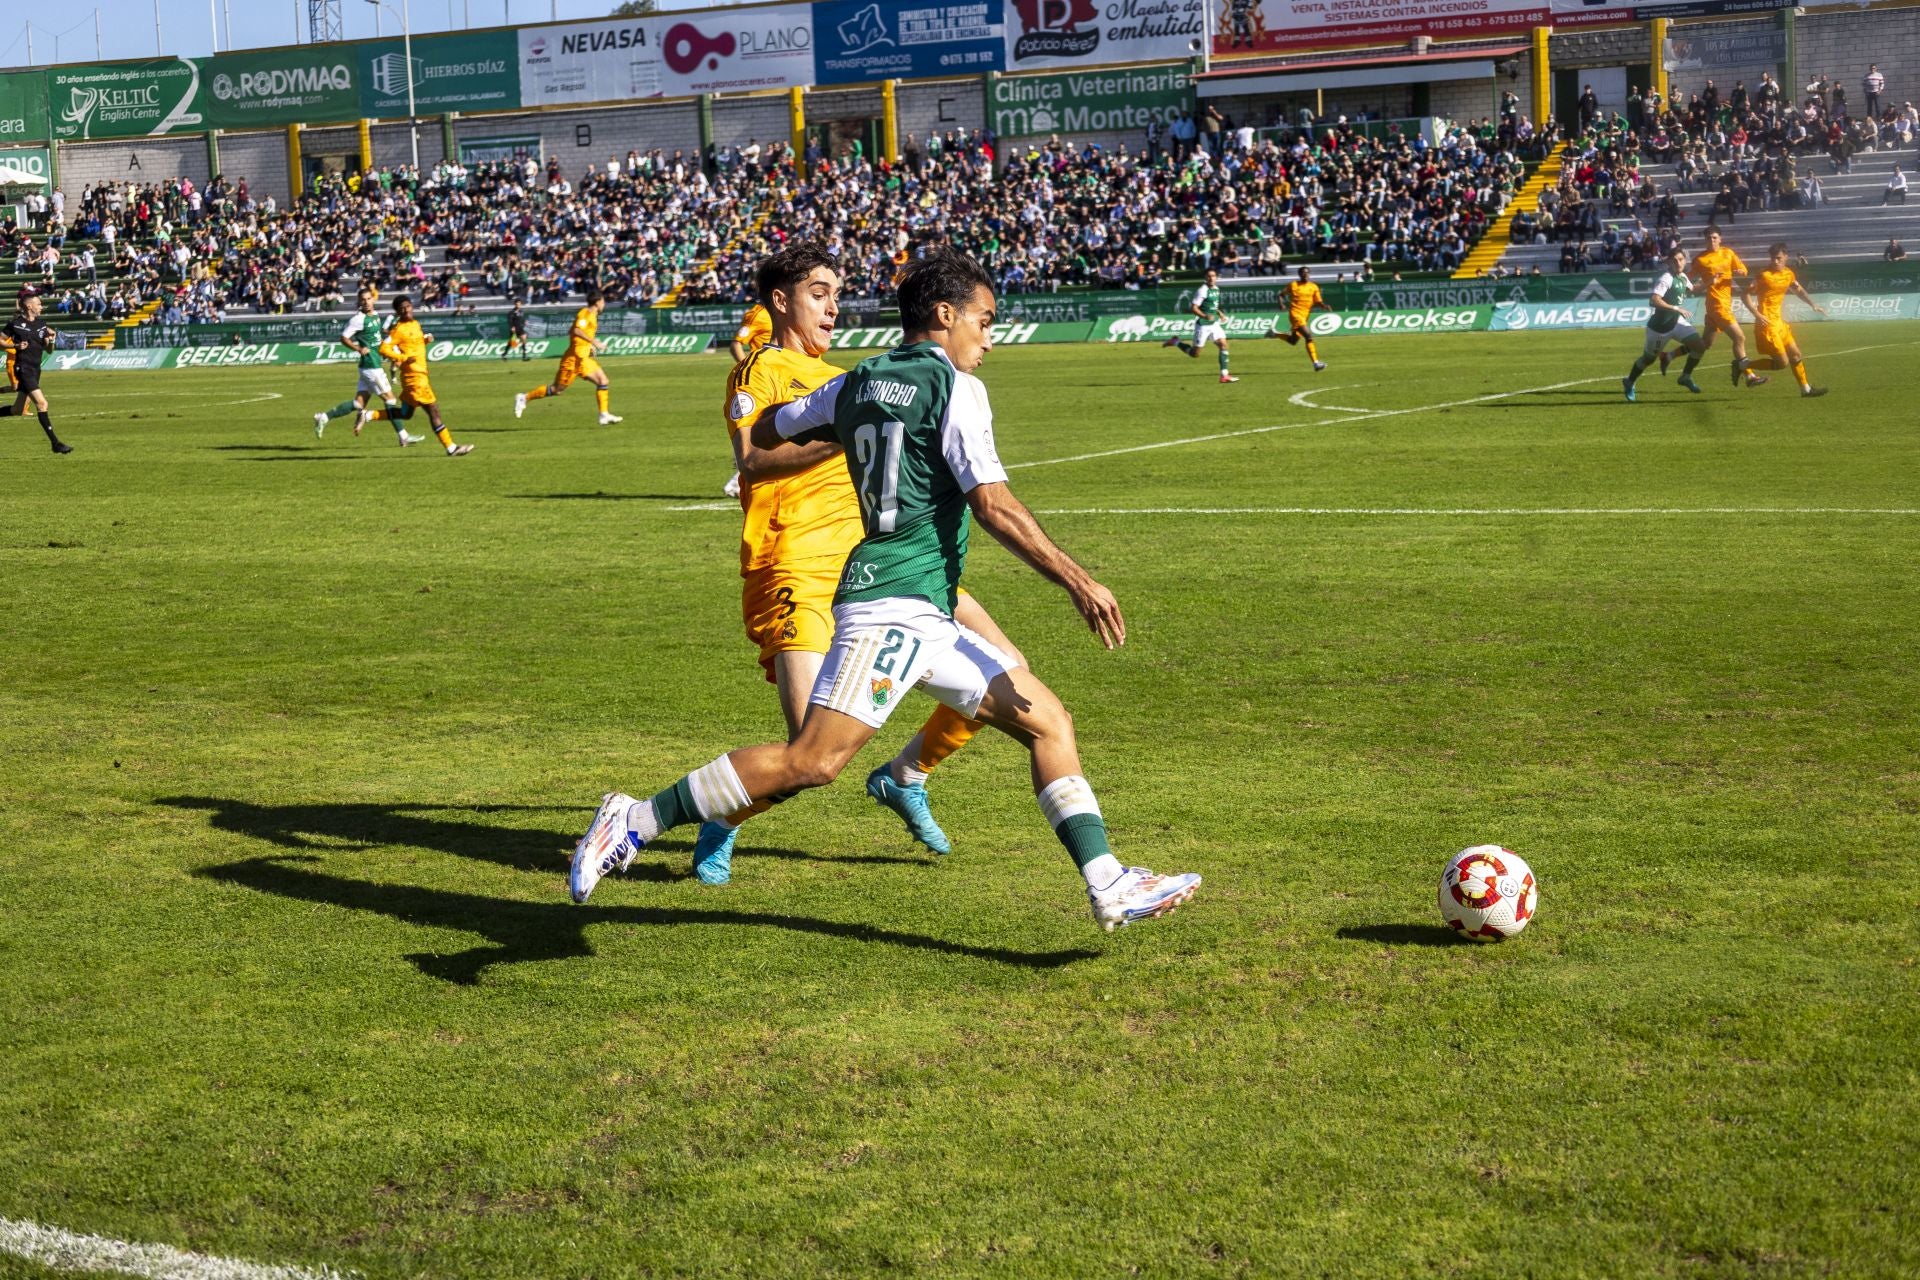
[218,131,291,207]
[1795,4,1920,115]
[56,136,209,201]
[454,100,702,174]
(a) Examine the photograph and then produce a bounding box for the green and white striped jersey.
[776,341,1008,613]
[342,311,387,369]
[1646,270,1693,334]
[1193,282,1226,323]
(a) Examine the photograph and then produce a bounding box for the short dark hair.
[1768,241,1789,257]
[897,248,994,332]
[1296,265,1311,280]
[755,243,839,307]
[584,285,604,305]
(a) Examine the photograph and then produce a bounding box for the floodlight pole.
[367,0,421,173]
[153,0,163,55]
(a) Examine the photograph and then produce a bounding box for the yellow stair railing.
[1453,141,1567,279]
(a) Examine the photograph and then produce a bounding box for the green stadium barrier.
[48,332,709,371]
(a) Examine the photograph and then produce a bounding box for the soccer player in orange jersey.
[1265,265,1335,370]
[1689,224,1768,388]
[680,243,1021,884]
[1742,242,1829,398]
[514,287,621,424]
[370,296,475,456]
[721,302,774,497]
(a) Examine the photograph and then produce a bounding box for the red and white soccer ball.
[1438,845,1537,941]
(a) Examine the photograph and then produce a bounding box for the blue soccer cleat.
[1622,378,1637,403]
[866,765,952,855]
[569,791,641,904]
[692,821,737,886]
[1088,867,1202,933]
[1676,373,1702,394]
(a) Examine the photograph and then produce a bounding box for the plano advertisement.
[1005,0,1205,72]
[48,60,202,140]
[813,1,1004,85]
[518,18,663,107]
[359,30,522,117]
[653,4,815,96]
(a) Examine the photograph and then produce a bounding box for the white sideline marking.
[61,392,283,421]
[0,1217,352,1280]
[1026,506,1920,517]
[1009,338,1919,471]
[1286,386,1373,413]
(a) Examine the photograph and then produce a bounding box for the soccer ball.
[1438,845,1537,941]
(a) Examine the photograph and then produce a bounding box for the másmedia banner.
[813,1,1003,85]
[1004,0,1205,73]
[992,63,1192,137]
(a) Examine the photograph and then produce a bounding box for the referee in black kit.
[1,287,73,455]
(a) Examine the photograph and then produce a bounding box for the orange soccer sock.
[1304,338,1321,362]
[1790,360,1809,389]
[524,384,549,401]
[895,704,984,784]
[596,388,610,415]
[434,425,454,448]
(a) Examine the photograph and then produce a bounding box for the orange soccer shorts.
[399,372,437,406]
[742,559,839,681]
[553,353,603,391]
[1756,318,1794,360]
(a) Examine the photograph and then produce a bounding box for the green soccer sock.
[1037,775,1124,888]
[1626,355,1653,386]
[1681,351,1702,377]
[1218,348,1230,374]
[325,399,360,420]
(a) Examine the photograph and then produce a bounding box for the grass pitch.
[3,324,1918,1278]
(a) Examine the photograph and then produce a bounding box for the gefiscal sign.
[992,64,1192,138]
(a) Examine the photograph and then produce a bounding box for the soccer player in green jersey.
[1622,247,1711,401]
[1163,266,1238,383]
[312,288,424,445]
[570,250,1202,932]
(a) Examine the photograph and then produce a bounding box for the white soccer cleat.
[570,791,643,904]
[1312,361,1327,372]
[722,471,742,498]
[313,412,328,437]
[513,392,527,419]
[1088,866,1201,932]
[355,409,373,436]
[598,413,624,425]
[446,443,475,457]
[397,430,426,446]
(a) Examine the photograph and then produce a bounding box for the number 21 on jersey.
[853,419,903,533]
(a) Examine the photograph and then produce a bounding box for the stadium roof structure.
[1197,42,1530,97]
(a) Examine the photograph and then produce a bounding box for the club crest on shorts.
[870,677,893,708]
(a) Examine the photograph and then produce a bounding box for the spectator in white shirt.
[1882,164,1908,205]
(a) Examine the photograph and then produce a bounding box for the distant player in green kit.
[312,288,424,445]
[568,249,1202,933]
[1622,247,1711,401]
[1164,266,1238,383]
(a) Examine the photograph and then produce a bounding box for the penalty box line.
[1007,338,1920,472]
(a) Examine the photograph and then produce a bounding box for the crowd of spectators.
[39,106,1532,322]
[1510,66,1919,271]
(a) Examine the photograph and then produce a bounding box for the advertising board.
[992,64,1192,138]
[359,30,522,117]
[813,1,1003,85]
[1003,0,1204,72]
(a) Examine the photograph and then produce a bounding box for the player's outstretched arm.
[739,410,842,480]
[966,481,1126,649]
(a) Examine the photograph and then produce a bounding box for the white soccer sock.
[687,753,753,822]
[1082,855,1126,892]
[625,798,662,844]
[890,751,930,788]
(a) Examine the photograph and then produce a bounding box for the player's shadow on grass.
[196,856,1095,984]
[512,492,716,502]
[210,444,313,452]
[1335,923,1471,947]
[157,796,926,878]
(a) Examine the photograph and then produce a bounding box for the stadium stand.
[73,117,1533,329]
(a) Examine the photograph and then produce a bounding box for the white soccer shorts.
[1193,321,1227,347]
[809,598,1016,729]
[1642,320,1696,355]
[356,367,395,397]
